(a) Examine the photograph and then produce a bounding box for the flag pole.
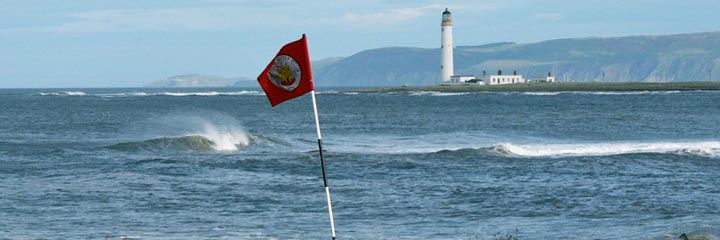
[310,90,337,240]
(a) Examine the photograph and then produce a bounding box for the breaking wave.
[36,91,263,97]
[517,91,682,96]
[37,91,87,96]
[106,114,260,152]
[106,130,251,152]
[105,132,294,153]
[408,91,470,96]
[106,135,223,152]
[574,91,681,95]
[146,91,263,97]
[521,92,562,96]
[437,141,720,158]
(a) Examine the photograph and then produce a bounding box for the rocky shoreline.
[355,82,720,93]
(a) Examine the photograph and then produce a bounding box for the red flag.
[257,34,314,107]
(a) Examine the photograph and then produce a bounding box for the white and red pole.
[310,90,337,240]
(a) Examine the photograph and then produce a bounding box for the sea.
[0,88,719,239]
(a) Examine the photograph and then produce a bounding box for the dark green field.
[357,82,720,93]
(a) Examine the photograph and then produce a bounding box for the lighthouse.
[440,8,454,84]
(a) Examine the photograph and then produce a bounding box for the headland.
[356,82,720,93]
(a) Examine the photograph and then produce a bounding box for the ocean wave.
[522,91,681,96]
[155,91,263,97]
[37,91,87,96]
[408,91,470,96]
[36,91,264,97]
[521,92,562,96]
[513,91,681,96]
[442,141,720,158]
[93,92,151,97]
[317,91,359,95]
[106,116,255,152]
[106,135,220,152]
[106,134,251,152]
[104,132,292,153]
[575,91,681,95]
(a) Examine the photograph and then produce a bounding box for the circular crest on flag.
[268,55,301,91]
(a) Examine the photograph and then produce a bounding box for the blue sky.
[1,0,719,88]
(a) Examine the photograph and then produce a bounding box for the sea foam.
[408,91,470,96]
[490,141,720,158]
[37,91,263,97]
[157,91,263,97]
[108,114,254,152]
[193,121,250,151]
[521,92,562,96]
[38,91,87,96]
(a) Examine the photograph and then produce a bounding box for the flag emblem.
[257,34,314,107]
[268,55,301,92]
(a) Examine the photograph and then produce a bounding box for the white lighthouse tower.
[440,8,454,84]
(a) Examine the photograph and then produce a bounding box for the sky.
[1,0,719,88]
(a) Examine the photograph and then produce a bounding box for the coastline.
[355,81,720,93]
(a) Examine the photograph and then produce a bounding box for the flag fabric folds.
[257,34,315,107]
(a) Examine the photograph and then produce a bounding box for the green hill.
[313,32,720,86]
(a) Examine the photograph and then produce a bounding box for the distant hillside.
[232,80,257,87]
[145,74,233,87]
[145,74,253,88]
[313,32,720,86]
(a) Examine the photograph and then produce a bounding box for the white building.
[440,8,454,84]
[484,70,525,85]
[487,75,525,85]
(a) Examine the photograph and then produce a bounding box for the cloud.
[53,7,260,33]
[342,4,445,25]
[0,1,506,34]
[340,2,505,26]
